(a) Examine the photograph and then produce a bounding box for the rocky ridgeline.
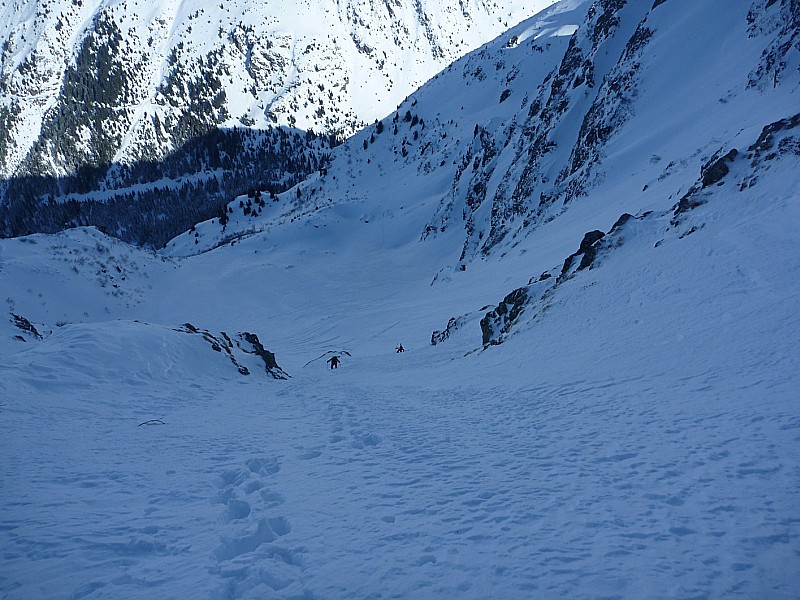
[177,323,290,379]
[7,312,289,379]
[10,313,43,342]
[417,0,650,261]
[432,111,800,349]
[417,0,798,266]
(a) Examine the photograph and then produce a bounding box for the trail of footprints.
[292,399,384,464]
[211,457,304,598]
[209,397,386,598]
[325,399,383,451]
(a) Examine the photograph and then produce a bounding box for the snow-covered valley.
[2,166,799,597]
[2,0,800,597]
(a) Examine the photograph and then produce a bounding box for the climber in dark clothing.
[327,355,341,369]
[396,343,405,353]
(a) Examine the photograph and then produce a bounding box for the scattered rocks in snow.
[674,112,800,228]
[238,332,290,380]
[560,230,606,277]
[673,147,741,220]
[748,112,800,159]
[480,287,530,347]
[176,323,289,379]
[477,214,646,347]
[701,148,739,188]
[475,111,800,349]
[431,315,467,345]
[11,313,42,340]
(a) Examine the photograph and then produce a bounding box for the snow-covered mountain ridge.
[177,0,798,266]
[0,0,554,246]
[0,0,551,179]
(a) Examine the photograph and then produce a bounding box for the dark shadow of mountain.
[0,126,339,249]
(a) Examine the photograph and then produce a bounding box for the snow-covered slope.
[1,0,556,245]
[2,139,799,597]
[2,0,800,598]
[0,0,552,179]
[177,0,798,266]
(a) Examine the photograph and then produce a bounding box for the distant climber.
[396,343,405,353]
[327,355,341,369]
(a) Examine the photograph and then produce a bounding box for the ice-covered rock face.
[0,0,553,179]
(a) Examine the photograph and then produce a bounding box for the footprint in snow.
[211,459,301,597]
[298,449,322,460]
[214,517,291,562]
